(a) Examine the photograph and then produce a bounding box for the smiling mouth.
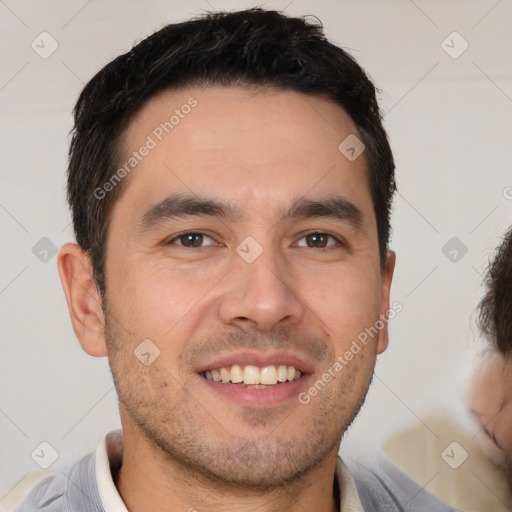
[202,364,304,388]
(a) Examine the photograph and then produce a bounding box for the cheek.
[114,260,219,333]
[302,264,381,343]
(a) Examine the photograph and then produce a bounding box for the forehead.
[113,86,374,227]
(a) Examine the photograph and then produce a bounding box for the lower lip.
[198,374,311,408]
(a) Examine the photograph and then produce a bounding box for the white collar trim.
[95,429,128,511]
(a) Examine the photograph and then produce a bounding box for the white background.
[1,0,511,503]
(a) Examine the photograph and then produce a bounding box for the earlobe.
[57,243,108,357]
[376,250,396,355]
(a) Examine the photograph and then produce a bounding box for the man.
[470,226,512,484]
[15,8,456,511]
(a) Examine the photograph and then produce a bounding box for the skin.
[469,349,512,483]
[58,86,395,512]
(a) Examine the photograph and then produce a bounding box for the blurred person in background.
[470,226,512,484]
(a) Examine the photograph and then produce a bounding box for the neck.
[115,421,340,512]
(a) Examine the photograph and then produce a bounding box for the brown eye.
[297,233,338,249]
[168,232,215,248]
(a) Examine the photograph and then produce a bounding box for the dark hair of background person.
[478,226,512,355]
[66,7,396,305]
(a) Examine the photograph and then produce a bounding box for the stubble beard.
[104,313,376,491]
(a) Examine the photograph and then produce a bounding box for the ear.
[57,243,107,357]
[376,250,396,355]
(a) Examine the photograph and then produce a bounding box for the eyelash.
[165,231,344,249]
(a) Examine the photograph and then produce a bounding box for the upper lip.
[195,350,314,375]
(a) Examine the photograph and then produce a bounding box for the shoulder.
[343,450,461,512]
[13,453,101,512]
[12,471,66,512]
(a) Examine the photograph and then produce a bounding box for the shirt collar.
[95,429,364,512]
[95,429,128,512]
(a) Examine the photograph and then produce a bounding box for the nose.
[218,243,305,332]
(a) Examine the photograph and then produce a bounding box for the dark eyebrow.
[136,194,242,234]
[136,193,364,235]
[283,196,363,230]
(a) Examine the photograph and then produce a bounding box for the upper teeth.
[203,365,302,385]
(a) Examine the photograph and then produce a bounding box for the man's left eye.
[296,233,340,249]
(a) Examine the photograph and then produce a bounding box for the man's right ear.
[57,243,107,357]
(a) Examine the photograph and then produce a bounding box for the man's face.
[101,86,394,487]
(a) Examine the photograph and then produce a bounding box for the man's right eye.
[166,232,216,248]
